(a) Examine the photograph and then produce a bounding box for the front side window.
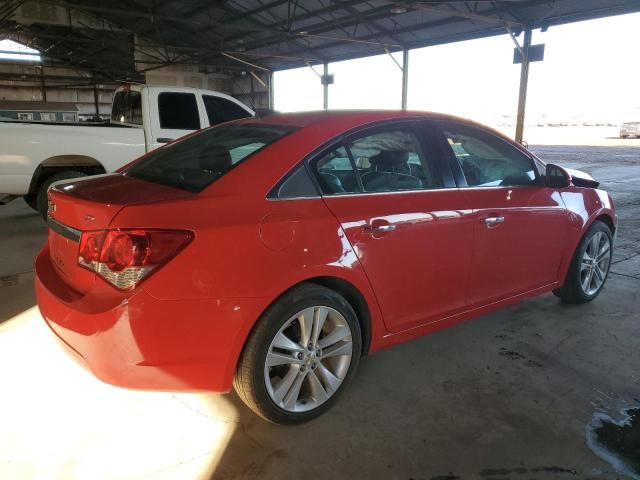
[158,92,200,130]
[203,95,251,125]
[125,123,296,192]
[441,123,538,187]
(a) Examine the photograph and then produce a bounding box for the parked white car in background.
[0,85,254,215]
[620,121,640,138]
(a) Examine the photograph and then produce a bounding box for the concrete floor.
[0,144,638,480]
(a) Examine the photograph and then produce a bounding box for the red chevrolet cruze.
[35,111,616,424]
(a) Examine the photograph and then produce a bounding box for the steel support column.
[515,28,532,144]
[40,66,47,102]
[268,71,274,110]
[323,62,329,110]
[401,49,409,110]
[93,73,100,117]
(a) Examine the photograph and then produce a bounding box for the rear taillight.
[78,229,193,290]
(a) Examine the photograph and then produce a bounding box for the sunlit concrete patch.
[586,407,640,480]
[0,308,239,480]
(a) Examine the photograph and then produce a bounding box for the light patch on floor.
[0,307,240,480]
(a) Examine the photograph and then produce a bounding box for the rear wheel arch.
[304,276,372,355]
[238,276,373,364]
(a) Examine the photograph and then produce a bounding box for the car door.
[436,121,568,306]
[148,90,204,150]
[312,122,474,333]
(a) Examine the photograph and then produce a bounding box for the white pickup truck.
[0,85,254,215]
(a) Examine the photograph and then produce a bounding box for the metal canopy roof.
[2,0,640,79]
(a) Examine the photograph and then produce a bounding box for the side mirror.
[545,163,571,188]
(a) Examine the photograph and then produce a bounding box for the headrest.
[369,150,409,169]
[199,145,232,173]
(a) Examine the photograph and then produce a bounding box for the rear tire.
[553,220,613,304]
[36,171,87,219]
[233,283,362,425]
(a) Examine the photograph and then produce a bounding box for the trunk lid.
[47,174,193,293]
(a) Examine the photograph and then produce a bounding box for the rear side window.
[314,146,360,194]
[310,125,443,195]
[270,164,318,198]
[348,130,442,192]
[158,92,200,130]
[203,95,252,125]
[111,90,142,125]
[440,123,538,187]
[125,123,296,192]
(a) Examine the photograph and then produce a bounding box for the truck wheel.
[36,171,87,219]
[24,194,38,212]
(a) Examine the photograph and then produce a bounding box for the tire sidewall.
[246,285,362,425]
[572,221,613,301]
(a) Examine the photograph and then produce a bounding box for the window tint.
[349,129,442,192]
[271,164,318,198]
[203,95,251,125]
[158,92,200,130]
[125,123,296,192]
[111,90,142,125]
[314,146,360,195]
[441,123,538,187]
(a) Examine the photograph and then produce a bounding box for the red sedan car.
[35,111,616,424]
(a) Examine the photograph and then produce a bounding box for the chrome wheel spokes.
[580,231,611,295]
[264,306,353,413]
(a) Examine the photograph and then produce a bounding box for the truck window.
[158,92,200,130]
[111,90,142,125]
[202,95,252,125]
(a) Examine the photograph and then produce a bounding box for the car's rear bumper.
[34,245,268,393]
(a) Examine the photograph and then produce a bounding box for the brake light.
[78,229,193,290]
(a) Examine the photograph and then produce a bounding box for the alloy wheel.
[580,231,611,296]
[264,306,353,413]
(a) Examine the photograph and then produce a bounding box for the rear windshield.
[125,123,296,192]
[111,90,142,125]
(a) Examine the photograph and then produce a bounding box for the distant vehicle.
[36,111,616,424]
[620,122,640,138]
[0,85,254,216]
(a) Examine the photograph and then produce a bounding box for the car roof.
[243,110,523,152]
[252,110,455,128]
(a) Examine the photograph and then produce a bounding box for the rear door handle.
[156,137,174,143]
[362,224,396,233]
[481,216,505,227]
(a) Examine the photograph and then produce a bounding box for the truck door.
[148,90,203,150]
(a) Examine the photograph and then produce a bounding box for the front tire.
[233,283,362,425]
[553,220,613,304]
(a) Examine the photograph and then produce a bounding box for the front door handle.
[362,223,396,233]
[156,137,174,143]
[481,216,505,227]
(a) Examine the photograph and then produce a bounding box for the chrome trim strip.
[47,215,81,242]
[267,184,545,201]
